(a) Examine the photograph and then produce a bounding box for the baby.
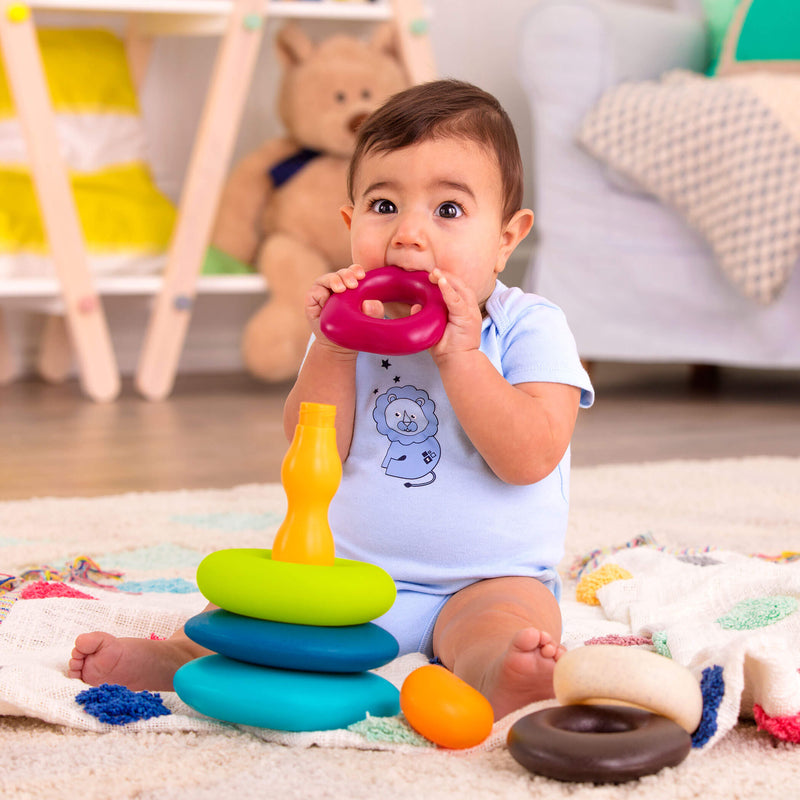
[70,79,593,720]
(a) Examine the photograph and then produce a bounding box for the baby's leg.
[69,623,212,692]
[432,576,564,721]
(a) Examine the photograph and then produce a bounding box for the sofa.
[516,0,800,370]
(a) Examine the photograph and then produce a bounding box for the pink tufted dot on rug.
[19,581,96,600]
[754,704,800,743]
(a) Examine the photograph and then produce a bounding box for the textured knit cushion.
[0,28,175,278]
[715,0,800,76]
[578,70,800,305]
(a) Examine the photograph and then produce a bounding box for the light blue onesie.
[328,281,594,656]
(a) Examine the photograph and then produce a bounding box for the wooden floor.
[1,363,798,501]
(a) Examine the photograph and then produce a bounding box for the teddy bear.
[210,22,409,382]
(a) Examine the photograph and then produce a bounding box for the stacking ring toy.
[184,610,399,672]
[553,645,703,734]
[175,654,400,732]
[507,705,692,783]
[319,266,447,355]
[196,548,396,626]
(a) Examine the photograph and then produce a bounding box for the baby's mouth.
[389,264,432,275]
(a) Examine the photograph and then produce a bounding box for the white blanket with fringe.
[578,70,800,305]
[1,459,798,755]
[572,543,800,748]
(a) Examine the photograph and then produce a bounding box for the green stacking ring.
[196,548,396,626]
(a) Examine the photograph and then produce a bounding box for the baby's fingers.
[431,270,470,314]
[361,299,385,319]
[305,284,331,319]
[325,265,366,293]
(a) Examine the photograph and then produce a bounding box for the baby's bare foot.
[481,627,565,721]
[68,631,201,692]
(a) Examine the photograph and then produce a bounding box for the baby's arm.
[283,265,371,460]
[430,270,580,485]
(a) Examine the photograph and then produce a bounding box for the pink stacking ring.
[319,266,447,356]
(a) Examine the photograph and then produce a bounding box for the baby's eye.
[436,202,463,219]
[371,199,397,214]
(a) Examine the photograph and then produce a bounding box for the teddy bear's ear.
[275,23,314,67]
[369,22,402,63]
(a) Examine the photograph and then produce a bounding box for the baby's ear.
[502,209,534,251]
[340,205,354,230]
[495,209,534,274]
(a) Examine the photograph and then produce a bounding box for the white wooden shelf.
[29,0,393,16]
[5,0,391,313]
[0,0,434,399]
[29,0,396,34]
[0,273,265,300]
[0,273,265,315]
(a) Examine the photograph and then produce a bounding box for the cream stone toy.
[210,23,408,382]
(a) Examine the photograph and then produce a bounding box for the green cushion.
[715,0,800,74]
[735,0,800,61]
[202,244,254,275]
[701,0,741,74]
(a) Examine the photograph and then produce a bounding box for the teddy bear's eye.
[335,91,346,103]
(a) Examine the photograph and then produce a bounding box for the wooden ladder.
[0,0,120,401]
[0,0,435,402]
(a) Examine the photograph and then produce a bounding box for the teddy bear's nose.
[348,113,369,134]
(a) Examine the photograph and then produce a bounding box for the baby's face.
[342,137,517,305]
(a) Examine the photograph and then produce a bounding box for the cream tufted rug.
[1,458,799,799]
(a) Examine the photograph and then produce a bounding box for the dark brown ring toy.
[507,704,692,784]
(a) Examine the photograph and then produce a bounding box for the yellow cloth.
[0,165,175,254]
[0,29,138,116]
[0,28,174,261]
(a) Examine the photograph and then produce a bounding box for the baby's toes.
[536,630,560,658]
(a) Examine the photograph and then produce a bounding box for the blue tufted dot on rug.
[75,683,171,725]
[692,665,725,748]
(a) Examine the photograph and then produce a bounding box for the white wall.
[141,0,672,198]
[5,0,678,380]
[139,0,679,278]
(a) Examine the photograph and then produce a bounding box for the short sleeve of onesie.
[483,284,594,408]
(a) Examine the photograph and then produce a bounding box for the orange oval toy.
[400,665,494,749]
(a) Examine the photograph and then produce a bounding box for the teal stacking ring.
[175,654,400,731]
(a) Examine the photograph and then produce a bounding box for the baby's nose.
[391,212,426,248]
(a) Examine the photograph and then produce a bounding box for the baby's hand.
[305,265,364,345]
[428,269,483,361]
[306,265,384,348]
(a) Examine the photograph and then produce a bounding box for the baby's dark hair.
[348,79,524,222]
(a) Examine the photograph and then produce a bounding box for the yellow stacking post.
[271,402,340,567]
